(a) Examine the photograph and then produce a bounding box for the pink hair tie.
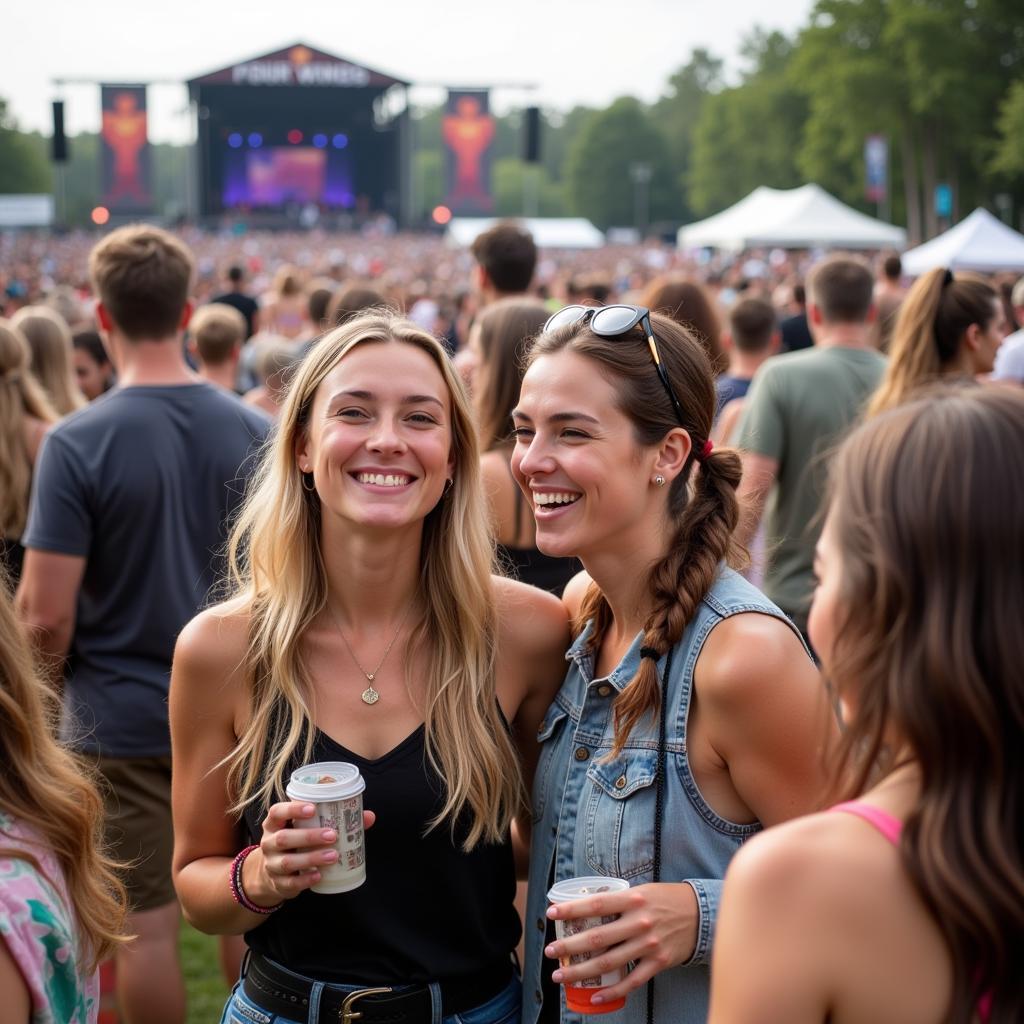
[699,440,714,461]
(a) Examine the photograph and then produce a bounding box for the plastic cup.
[547,876,630,1014]
[286,761,366,894]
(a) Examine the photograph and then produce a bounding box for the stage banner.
[442,90,494,215]
[100,85,152,212]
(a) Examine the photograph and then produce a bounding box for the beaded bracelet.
[229,845,282,915]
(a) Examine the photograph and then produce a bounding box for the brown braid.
[530,311,744,757]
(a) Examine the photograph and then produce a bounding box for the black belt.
[243,952,513,1024]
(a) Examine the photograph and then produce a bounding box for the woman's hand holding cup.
[246,800,375,904]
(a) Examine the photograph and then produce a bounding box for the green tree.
[492,158,566,217]
[565,96,677,229]
[651,49,724,218]
[688,31,806,216]
[0,99,52,194]
[993,78,1024,179]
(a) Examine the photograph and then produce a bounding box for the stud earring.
[654,474,666,487]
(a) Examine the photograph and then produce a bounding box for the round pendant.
[361,686,380,706]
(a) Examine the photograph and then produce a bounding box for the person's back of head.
[271,265,305,299]
[227,264,246,289]
[43,285,86,331]
[190,303,246,368]
[806,257,875,326]
[326,282,389,328]
[89,224,194,342]
[473,297,549,451]
[824,385,1024,1018]
[640,275,726,374]
[881,253,902,283]
[728,297,777,356]
[306,278,336,332]
[470,221,537,298]
[868,268,1000,416]
[0,575,127,972]
[10,305,84,416]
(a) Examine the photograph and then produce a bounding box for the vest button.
[574,746,590,761]
[614,775,627,789]
[536,917,545,931]
[596,684,612,697]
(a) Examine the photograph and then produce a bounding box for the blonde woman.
[11,305,86,415]
[171,312,568,1024]
[0,320,58,582]
[0,576,127,1023]
[867,268,1006,416]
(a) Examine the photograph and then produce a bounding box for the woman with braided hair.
[512,306,832,1022]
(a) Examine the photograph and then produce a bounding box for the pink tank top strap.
[829,801,902,845]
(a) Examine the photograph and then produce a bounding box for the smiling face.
[296,340,454,533]
[511,349,665,562]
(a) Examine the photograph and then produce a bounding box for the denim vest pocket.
[583,748,659,880]
[532,701,569,823]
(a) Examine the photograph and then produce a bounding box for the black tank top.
[242,723,520,984]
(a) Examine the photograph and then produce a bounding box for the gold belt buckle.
[339,987,393,1024]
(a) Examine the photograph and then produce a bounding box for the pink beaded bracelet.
[229,845,282,915]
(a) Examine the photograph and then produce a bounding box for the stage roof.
[187,43,409,89]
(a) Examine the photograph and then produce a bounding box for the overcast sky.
[6,0,815,143]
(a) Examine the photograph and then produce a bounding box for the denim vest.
[522,568,798,1024]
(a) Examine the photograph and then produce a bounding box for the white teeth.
[534,492,581,506]
[357,473,410,487]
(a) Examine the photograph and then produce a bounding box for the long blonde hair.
[0,574,127,970]
[867,269,998,417]
[224,312,524,849]
[10,306,86,416]
[0,320,58,537]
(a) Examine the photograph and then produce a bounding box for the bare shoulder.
[0,933,30,1024]
[173,596,252,694]
[727,810,896,915]
[696,610,813,707]
[561,568,593,625]
[492,575,570,660]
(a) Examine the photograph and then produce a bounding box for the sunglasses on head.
[543,304,686,427]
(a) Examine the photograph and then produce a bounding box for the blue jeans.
[219,958,522,1024]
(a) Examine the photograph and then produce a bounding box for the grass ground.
[180,923,231,1024]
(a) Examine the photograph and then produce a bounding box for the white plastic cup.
[547,876,630,1015]
[286,761,367,894]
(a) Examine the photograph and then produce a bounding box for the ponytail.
[869,268,998,417]
[583,442,744,758]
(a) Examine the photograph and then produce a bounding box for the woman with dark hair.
[868,268,1005,416]
[71,329,115,401]
[710,386,1024,1023]
[473,298,580,595]
[514,306,830,1022]
[640,276,727,375]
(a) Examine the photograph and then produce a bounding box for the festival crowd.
[0,218,1022,1024]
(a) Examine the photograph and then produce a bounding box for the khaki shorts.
[97,755,177,913]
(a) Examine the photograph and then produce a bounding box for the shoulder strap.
[830,801,902,846]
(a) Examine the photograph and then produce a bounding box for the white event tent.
[446,217,604,250]
[678,184,906,251]
[901,208,1024,275]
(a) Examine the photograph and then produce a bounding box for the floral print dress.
[0,811,98,1023]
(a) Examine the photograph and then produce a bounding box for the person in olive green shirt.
[735,257,886,638]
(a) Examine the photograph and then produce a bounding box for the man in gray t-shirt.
[736,257,885,637]
[17,225,270,1024]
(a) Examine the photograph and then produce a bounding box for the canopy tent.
[901,208,1024,275]
[446,217,604,250]
[678,184,906,251]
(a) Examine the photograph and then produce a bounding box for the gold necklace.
[328,601,414,706]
